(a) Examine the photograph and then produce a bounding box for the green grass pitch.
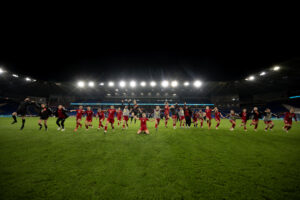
[0,117,299,200]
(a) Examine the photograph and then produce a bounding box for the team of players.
[11,98,298,134]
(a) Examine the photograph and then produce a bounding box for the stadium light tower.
[150,81,156,87]
[171,81,178,87]
[88,81,95,87]
[0,68,4,74]
[260,71,266,76]
[184,82,189,86]
[108,81,114,87]
[161,80,169,88]
[119,81,126,88]
[77,81,85,88]
[140,81,146,87]
[273,66,280,71]
[130,80,136,88]
[193,80,202,87]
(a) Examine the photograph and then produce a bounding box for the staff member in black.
[184,103,193,128]
[12,97,35,130]
[35,103,52,131]
[54,105,69,131]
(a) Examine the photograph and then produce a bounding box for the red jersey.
[284,112,297,122]
[241,112,247,121]
[117,110,123,117]
[107,109,116,119]
[215,111,221,120]
[76,109,84,119]
[205,109,212,118]
[164,105,170,115]
[85,110,94,120]
[57,109,65,118]
[97,111,105,119]
[139,117,149,129]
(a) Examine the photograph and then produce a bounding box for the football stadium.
[1,43,300,199]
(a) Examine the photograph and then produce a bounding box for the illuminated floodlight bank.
[171,81,178,87]
[161,80,169,88]
[193,80,202,87]
[88,81,95,87]
[184,82,189,86]
[25,77,32,82]
[130,81,136,88]
[245,76,255,81]
[12,74,19,78]
[140,81,146,87]
[99,82,104,86]
[273,66,280,71]
[108,81,114,87]
[77,81,85,88]
[150,81,156,87]
[0,68,4,74]
[119,81,126,88]
[260,72,266,76]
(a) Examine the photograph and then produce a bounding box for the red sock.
[76,122,79,128]
[244,126,247,130]
[270,125,274,129]
[105,126,108,131]
[111,124,114,129]
[155,124,158,128]
[201,121,203,127]
[232,123,236,128]
[123,124,125,128]
[173,122,176,127]
[165,120,168,126]
[209,122,211,128]
[254,124,258,129]
[216,123,220,128]
[85,125,88,129]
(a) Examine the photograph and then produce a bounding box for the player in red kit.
[164,102,170,128]
[104,105,116,133]
[205,106,213,129]
[84,106,94,130]
[192,110,199,127]
[239,109,249,131]
[71,105,85,132]
[116,107,123,127]
[250,107,261,131]
[226,110,240,131]
[282,108,297,133]
[96,108,105,130]
[214,107,224,130]
[137,113,153,135]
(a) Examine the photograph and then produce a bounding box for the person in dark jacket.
[35,103,52,131]
[11,97,35,130]
[54,105,69,131]
[184,103,193,128]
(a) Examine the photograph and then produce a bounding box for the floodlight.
[171,81,178,87]
[260,72,266,76]
[119,81,126,88]
[25,77,31,82]
[193,80,202,87]
[184,82,189,86]
[161,80,169,88]
[88,81,95,87]
[12,74,19,78]
[130,80,136,88]
[0,68,4,74]
[108,81,114,87]
[248,76,255,81]
[140,81,146,87]
[150,81,156,87]
[273,66,280,71]
[77,81,85,88]
[99,82,104,86]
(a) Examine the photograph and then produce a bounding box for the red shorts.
[284,120,292,125]
[117,116,122,121]
[172,115,177,120]
[193,118,198,122]
[215,117,220,121]
[107,118,114,123]
[76,117,82,120]
[264,120,273,124]
[123,116,129,121]
[252,119,259,123]
[180,116,185,120]
[140,126,148,131]
[99,117,105,121]
[86,118,92,122]
[242,119,247,123]
[230,120,236,123]
[155,118,160,123]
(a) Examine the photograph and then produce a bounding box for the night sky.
[1,26,299,83]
